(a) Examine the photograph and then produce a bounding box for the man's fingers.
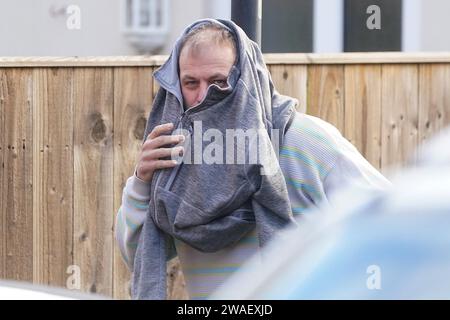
[153,159,179,170]
[147,122,174,140]
[148,134,184,149]
[144,147,184,160]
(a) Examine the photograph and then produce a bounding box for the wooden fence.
[1,53,450,299]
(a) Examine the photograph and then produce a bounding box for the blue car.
[213,128,450,300]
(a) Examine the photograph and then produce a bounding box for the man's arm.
[323,147,391,207]
[115,173,151,271]
[280,112,390,213]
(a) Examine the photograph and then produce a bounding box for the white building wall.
[0,0,449,56]
[161,0,230,53]
[0,0,229,56]
[420,0,450,51]
[0,0,134,56]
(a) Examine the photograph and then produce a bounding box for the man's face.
[179,44,235,109]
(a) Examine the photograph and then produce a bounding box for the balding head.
[179,23,237,63]
[178,23,237,109]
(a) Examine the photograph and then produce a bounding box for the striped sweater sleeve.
[115,172,151,271]
[280,112,390,214]
[323,140,391,205]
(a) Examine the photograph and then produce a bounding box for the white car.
[0,280,109,300]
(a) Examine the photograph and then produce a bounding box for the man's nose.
[196,81,209,104]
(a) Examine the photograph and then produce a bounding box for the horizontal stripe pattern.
[114,175,149,271]
[177,113,346,299]
[115,112,388,299]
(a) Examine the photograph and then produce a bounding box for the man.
[115,19,389,300]
[213,127,450,300]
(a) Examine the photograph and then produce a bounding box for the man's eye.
[213,79,227,87]
[185,81,197,87]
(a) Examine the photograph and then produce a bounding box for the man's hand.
[135,123,185,183]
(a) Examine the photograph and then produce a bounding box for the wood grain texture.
[3,53,450,67]
[73,68,114,296]
[269,64,307,113]
[344,65,382,170]
[112,66,153,299]
[32,68,74,287]
[1,57,450,299]
[0,69,5,279]
[307,65,345,132]
[418,64,450,146]
[1,69,34,282]
[381,65,419,172]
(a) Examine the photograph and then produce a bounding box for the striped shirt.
[115,112,390,299]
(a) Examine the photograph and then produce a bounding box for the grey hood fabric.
[131,19,298,300]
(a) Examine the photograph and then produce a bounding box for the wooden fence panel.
[1,54,450,299]
[112,67,153,299]
[0,69,4,279]
[268,64,307,113]
[308,65,345,132]
[1,69,34,282]
[381,65,419,171]
[1,70,6,280]
[418,64,450,146]
[32,68,74,286]
[73,68,114,296]
[344,65,382,170]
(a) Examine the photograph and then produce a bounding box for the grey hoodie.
[131,19,298,300]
